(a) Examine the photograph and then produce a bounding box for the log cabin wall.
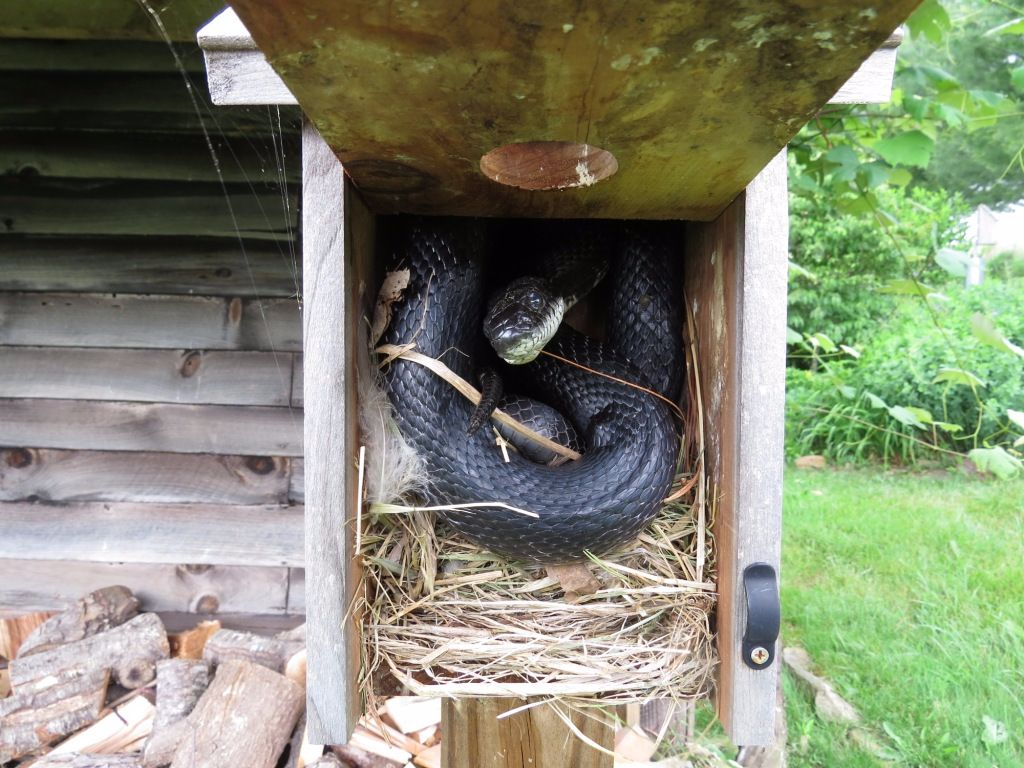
[0,38,306,628]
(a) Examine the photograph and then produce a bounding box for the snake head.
[484,277,565,364]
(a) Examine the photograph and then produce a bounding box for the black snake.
[381,218,684,564]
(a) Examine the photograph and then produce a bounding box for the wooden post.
[442,698,613,768]
[684,150,788,746]
[301,119,375,744]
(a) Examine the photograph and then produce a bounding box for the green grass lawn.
[783,469,1024,767]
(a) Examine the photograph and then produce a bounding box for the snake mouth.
[483,278,565,365]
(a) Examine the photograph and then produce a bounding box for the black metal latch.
[741,563,780,670]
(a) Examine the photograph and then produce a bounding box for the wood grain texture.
[0,0,224,41]
[203,48,298,106]
[0,348,295,406]
[0,399,302,456]
[0,180,296,239]
[0,238,300,297]
[0,448,291,505]
[301,121,369,744]
[684,151,787,746]
[0,39,205,72]
[0,130,299,183]
[0,293,301,351]
[442,697,613,768]
[0,500,304,566]
[288,458,305,502]
[0,560,292,615]
[229,0,917,220]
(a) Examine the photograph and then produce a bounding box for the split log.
[142,660,210,768]
[169,660,304,768]
[201,628,287,672]
[285,647,307,689]
[329,744,399,768]
[412,744,442,768]
[381,696,441,735]
[276,622,307,659]
[18,586,139,657]
[0,610,55,660]
[9,613,168,690]
[285,714,324,768]
[347,725,413,764]
[1,667,10,698]
[306,757,343,768]
[30,754,143,767]
[0,666,109,762]
[167,621,220,660]
[51,693,155,755]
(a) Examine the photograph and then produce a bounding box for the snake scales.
[381,218,684,564]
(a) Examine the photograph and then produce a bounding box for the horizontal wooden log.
[169,659,304,768]
[0,666,110,762]
[0,238,300,296]
[0,181,297,239]
[9,613,168,690]
[0,399,302,455]
[0,292,301,351]
[0,39,207,72]
[50,693,155,756]
[31,754,143,767]
[0,72,298,134]
[0,348,296,406]
[0,501,304,566]
[18,585,140,658]
[1,449,292,505]
[0,130,299,183]
[0,561,293,616]
[203,628,288,672]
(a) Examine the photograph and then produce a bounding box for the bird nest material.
[355,303,716,710]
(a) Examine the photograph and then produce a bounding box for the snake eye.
[526,294,544,311]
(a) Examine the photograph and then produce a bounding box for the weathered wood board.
[0,501,304,567]
[0,293,301,351]
[0,449,292,505]
[0,39,205,72]
[0,239,300,297]
[684,151,788,745]
[0,560,294,615]
[0,399,302,456]
[0,348,296,406]
[0,130,299,183]
[301,120,371,745]
[0,0,224,41]
[227,0,919,220]
[0,181,296,239]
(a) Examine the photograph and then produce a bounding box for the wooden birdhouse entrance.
[198,3,911,763]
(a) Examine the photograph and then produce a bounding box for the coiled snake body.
[382,218,683,564]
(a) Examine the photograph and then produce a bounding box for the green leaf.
[968,447,1023,479]
[1012,66,1024,94]
[786,326,804,344]
[808,333,837,353]
[1008,409,1024,432]
[788,260,817,281]
[888,168,914,187]
[971,313,1024,359]
[840,344,861,359]
[933,367,986,389]
[907,0,952,43]
[934,248,970,277]
[934,421,964,434]
[878,279,932,296]
[986,16,1024,35]
[865,392,888,410]
[889,405,927,429]
[872,131,935,169]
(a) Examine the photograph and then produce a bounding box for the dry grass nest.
[357,307,716,711]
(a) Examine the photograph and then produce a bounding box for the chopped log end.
[168,620,221,660]
[0,610,58,660]
[116,657,157,689]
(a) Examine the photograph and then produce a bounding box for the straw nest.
[357,305,716,710]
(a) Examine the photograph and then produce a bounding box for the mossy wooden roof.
[225,0,919,220]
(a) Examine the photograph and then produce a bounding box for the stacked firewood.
[0,587,441,768]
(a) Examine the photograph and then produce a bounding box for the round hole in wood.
[479,141,618,191]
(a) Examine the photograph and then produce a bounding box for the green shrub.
[787,280,1024,465]
[788,185,968,349]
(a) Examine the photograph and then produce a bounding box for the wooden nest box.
[199,0,911,760]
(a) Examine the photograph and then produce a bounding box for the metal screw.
[750,646,770,665]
